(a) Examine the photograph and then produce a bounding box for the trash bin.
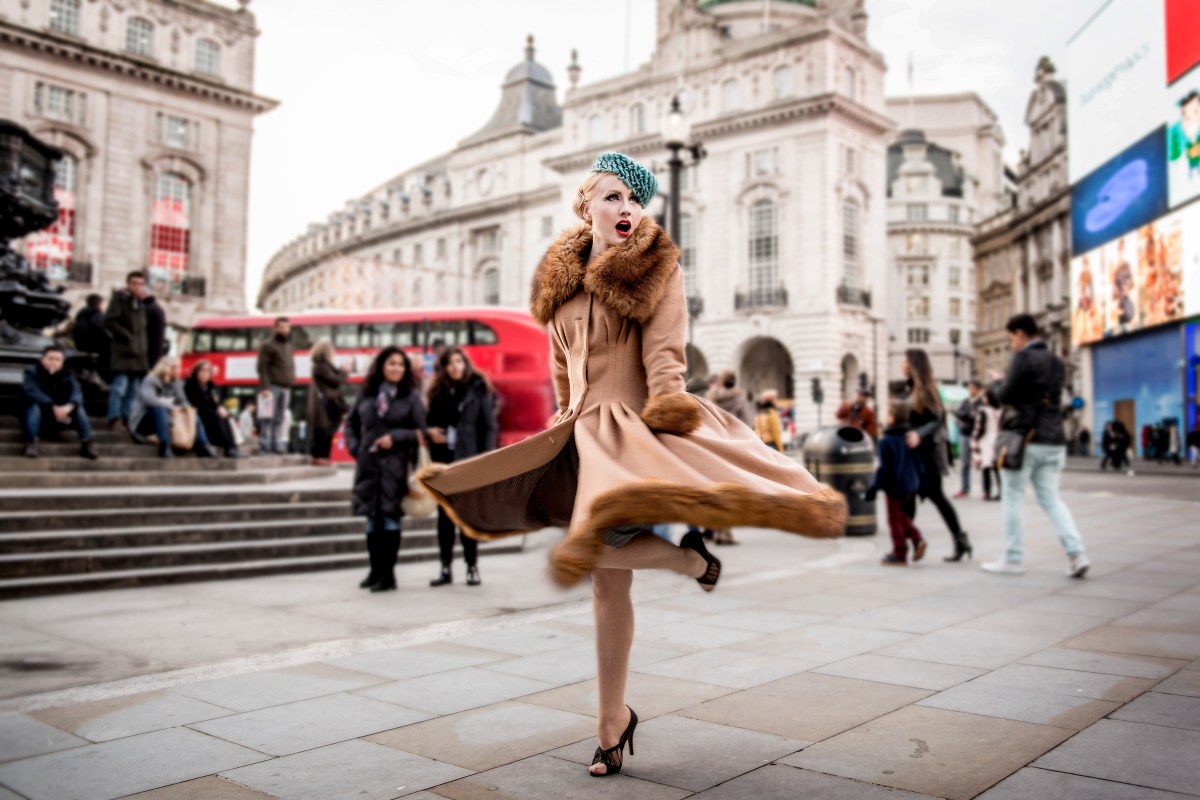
[802,425,876,536]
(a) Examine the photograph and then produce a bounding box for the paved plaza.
[0,471,1197,799]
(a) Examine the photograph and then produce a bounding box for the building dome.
[461,35,562,147]
[887,131,965,198]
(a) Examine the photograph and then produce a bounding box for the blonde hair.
[572,172,606,221]
[311,338,336,365]
[150,356,179,383]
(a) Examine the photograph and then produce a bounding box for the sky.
[241,0,1102,309]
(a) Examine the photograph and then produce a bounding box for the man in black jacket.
[104,271,149,429]
[22,345,98,459]
[982,314,1089,578]
[73,294,111,378]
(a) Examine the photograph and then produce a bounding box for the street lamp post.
[949,329,961,384]
[664,96,688,242]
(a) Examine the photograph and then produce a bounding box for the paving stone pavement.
[0,483,1198,799]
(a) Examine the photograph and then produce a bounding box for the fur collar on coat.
[530,217,680,325]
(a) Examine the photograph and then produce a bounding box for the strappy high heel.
[590,706,637,777]
[681,530,722,592]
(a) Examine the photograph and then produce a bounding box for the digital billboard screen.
[1071,127,1168,257]
[1167,67,1200,209]
[1165,0,1200,84]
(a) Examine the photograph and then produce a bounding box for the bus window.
[291,324,331,350]
[213,329,250,352]
[426,320,469,348]
[380,322,417,347]
[471,321,498,345]
[334,323,381,349]
[190,330,213,354]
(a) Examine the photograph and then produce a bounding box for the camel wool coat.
[418,218,846,586]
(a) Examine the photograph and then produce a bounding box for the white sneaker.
[1066,552,1091,579]
[981,560,1025,575]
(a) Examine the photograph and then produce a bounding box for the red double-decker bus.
[182,308,554,460]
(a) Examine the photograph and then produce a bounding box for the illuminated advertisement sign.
[1071,202,1200,346]
[1071,128,1168,257]
[1165,0,1200,84]
[1167,65,1200,209]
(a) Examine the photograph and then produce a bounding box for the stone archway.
[841,354,860,403]
[739,337,794,399]
[685,343,709,382]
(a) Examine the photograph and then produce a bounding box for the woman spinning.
[419,152,844,777]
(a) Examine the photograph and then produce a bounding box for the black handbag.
[995,428,1034,471]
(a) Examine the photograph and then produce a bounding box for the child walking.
[866,399,927,566]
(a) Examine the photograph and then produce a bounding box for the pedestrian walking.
[982,314,1090,578]
[1187,413,1200,468]
[902,348,971,561]
[1078,425,1091,457]
[21,344,98,460]
[104,270,149,429]
[706,370,752,544]
[865,399,925,566]
[426,347,499,588]
[754,389,785,452]
[1165,422,1182,466]
[834,387,878,439]
[953,380,983,498]
[72,293,110,379]
[345,346,427,593]
[1111,420,1134,474]
[307,338,348,466]
[972,388,1002,501]
[256,317,295,455]
[129,357,217,459]
[417,153,844,778]
[184,360,243,457]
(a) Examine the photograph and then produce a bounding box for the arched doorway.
[739,337,794,399]
[685,343,709,382]
[841,354,859,403]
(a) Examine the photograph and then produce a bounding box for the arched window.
[721,79,740,113]
[842,197,861,288]
[483,268,501,305]
[149,172,191,294]
[48,0,80,35]
[680,213,696,298]
[773,65,794,100]
[195,39,221,76]
[588,114,604,145]
[629,103,645,135]
[126,17,154,57]
[25,155,78,280]
[748,199,778,304]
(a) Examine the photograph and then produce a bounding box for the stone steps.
[0,467,336,488]
[0,487,349,512]
[0,501,353,533]
[0,455,312,472]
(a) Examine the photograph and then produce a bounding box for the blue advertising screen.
[1071,127,1169,256]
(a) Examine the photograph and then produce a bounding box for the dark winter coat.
[906,383,951,476]
[869,423,924,496]
[144,296,168,367]
[184,376,236,451]
[954,395,981,437]
[346,386,427,519]
[256,335,295,389]
[307,359,348,432]
[105,289,148,373]
[993,339,1066,446]
[23,364,83,409]
[426,373,499,463]
[73,306,110,362]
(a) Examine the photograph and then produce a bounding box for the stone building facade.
[971,58,1075,392]
[882,93,1006,384]
[0,0,276,331]
[259,0,892,432]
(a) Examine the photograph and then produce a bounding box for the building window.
[748,199,778,299]
[906,296,930,319]
[906,204,928,221]
[948,205,960,223]
[157,113,199,150]
[907,328,930,344]
[392,248,401,264]
[541,215,554,237]
[588,114,604,145]
[950,297,962,318]
[149,172,191,294]
[949,265,961,287]
[842,198,860,289]
[195,39,221,76]
[48,0,80,35]
[773,65,794,99]
[478,228,498,253]
[629,103,645,134]
[24,155,78,280]
[436,237,446,259]
[906,264,930,286]
[483,268,500,305]
[721,79,740,113]
[126,17,154,57]
[746,148,776,178]
[413,243,423,264]
[680,213,696,298]
[844,146,857,175]
[949,237,962,257]
[843,66,856,100]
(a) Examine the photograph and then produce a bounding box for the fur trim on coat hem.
[641,394,701,435]
[550,481,848,587]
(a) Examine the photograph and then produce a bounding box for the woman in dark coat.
[184,360,242,457]
[426,347,500,588]
[307,338,349,465]
[345,346,427,593]
[902,348,970,561]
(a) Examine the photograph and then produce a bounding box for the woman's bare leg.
[591,566,634,775]
[595,532,706,577]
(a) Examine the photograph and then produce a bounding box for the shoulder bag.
[401,444,438,517]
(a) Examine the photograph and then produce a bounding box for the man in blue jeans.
[22,344,98,460]
[255,316,295,454]
[983,314,1089,578]
[104,271,149,429]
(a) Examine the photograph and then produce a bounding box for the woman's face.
[446,353,466,382]
[197,363,212,383]
[901,358,911,378]
[383,353,406,384]
[585,174,643,250]
[168,363,180,381]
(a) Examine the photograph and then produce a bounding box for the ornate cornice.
[0,21,279,113]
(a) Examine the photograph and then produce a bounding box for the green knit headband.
[591,152,659,206]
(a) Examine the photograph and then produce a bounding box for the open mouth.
[615,220,632,235]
